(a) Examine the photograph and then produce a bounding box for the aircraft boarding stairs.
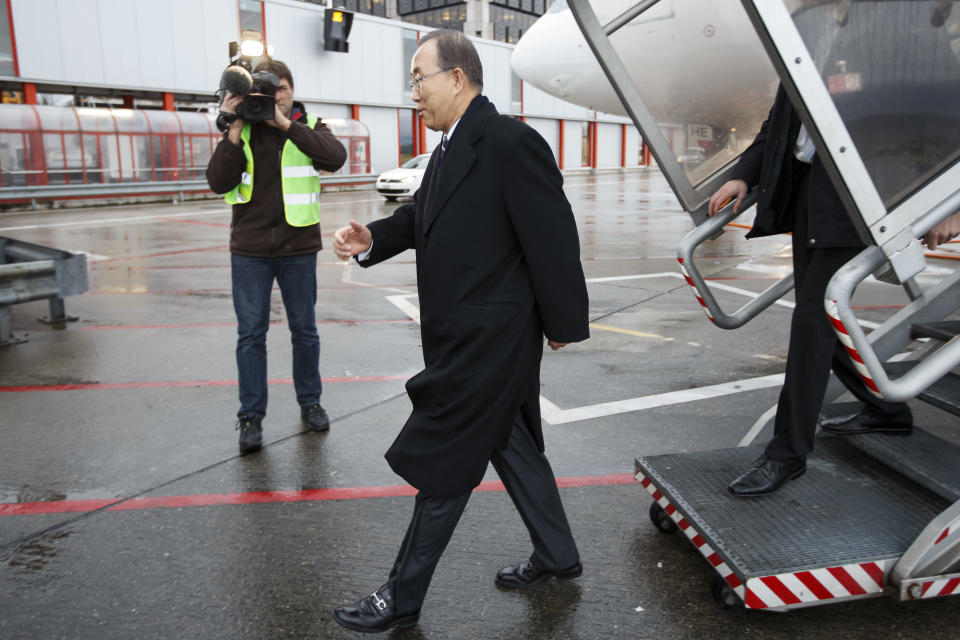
[564,0,960,610]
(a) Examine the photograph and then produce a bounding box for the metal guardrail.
[0,237,89,346]
[676,192,797,330]
[0,174,379,206]
[826,264,960,403]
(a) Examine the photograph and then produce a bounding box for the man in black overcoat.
[330,29,589,633]
[706,85,912,497]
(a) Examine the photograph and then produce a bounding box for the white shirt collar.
[444,117,461,141]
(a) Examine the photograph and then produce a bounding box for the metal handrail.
[676,192,796,329]
[826,250,960,403]
[825,189,960,402]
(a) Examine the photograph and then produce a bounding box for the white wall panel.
[11,0,64,80]
[358,105,398,173]
[134,0,175,89]
[199,0,239,92]
[524,117,559,165]
[625,126,642,166]
[521,82,591,120]
[59,0,104,85]
[169,0,206,91]
[97,0,141,87]
[597,123,621,168]
[475,42,512,113]
[303,102,350,119]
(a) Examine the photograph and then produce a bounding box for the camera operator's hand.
[266,104,292,132]
[219,91,245,144]
[219,91,244,116]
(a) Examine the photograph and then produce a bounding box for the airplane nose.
[511,7,625,116]
[512,11,591,98]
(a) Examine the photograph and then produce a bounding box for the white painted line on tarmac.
[340,262,412,294]
[739,404,779,447]
[586,271,881,329]
[738,349,916,446]
[386,294,420,324]
[540,374,785,425]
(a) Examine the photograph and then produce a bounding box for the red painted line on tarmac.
[0,473,636,516]
[81,319,414,331]
[89,265,230,271]
[88,284,418,295]
[0,375,410,393]
[93,245,228,264]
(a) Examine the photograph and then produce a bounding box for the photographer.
[206,59,346,455]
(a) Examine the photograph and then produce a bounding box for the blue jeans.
[231,253,321,418]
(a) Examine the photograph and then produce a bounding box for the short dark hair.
[253,59,294,90]
[419,29,483,92]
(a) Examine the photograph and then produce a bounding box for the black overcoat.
[731,85,864,249]
[359,96,589,497]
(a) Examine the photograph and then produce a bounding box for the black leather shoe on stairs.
[820,407,912,435]
[332,584,420,633]
[495,559,583,589]
[728,457,806,497]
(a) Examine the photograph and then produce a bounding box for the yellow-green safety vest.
[224,114,322,227]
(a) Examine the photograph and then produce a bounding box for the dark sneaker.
[301,403,330,432]
[236,415,263,454]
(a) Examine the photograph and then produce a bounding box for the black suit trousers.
[387,413,580,614]
[764,166,909,463]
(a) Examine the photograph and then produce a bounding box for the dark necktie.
[440,134,448,164]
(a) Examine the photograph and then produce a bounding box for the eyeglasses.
[408,67,454,91]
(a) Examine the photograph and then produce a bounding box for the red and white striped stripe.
[935,525,951,545]
[744,559,894,609]
[913,577,960,599]
[825,299,881,396]
[636,470,744,598]
[636,469,895,609]
[677,258,716,323]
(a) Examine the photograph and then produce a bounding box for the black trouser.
[386,413,580,614]
[764,167,909,463]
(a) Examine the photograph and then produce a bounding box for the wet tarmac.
[1,171,958,639]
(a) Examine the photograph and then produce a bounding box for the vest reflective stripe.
[284,192,322,206]
[281,165,319,179]
[224,114,323,227]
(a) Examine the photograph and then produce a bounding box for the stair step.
[885,361,960,417]
[911,320,960,342]
[834,427,960,502]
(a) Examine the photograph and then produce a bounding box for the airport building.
[0,0,643,207]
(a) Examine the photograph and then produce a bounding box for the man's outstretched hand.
[333,220,372,261]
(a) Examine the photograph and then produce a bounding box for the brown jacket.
[206,105,346,257]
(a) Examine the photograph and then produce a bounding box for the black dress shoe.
[495,559,583,589]
[820,407,912,435]
[728,458,806,497]
[333,584,419,633]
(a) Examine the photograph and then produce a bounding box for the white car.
[375,153,431,201]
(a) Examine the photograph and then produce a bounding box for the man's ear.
[451,68,466,93]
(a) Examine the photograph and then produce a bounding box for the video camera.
[216,66,279,130]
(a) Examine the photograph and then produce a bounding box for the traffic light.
[323,8,353,53]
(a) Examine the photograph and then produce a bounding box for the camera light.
[240,39,264,57]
